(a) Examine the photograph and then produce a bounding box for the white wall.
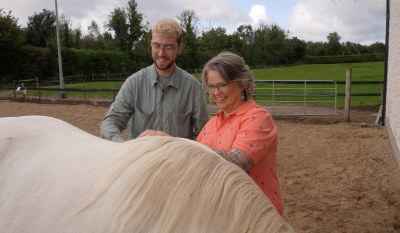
[386,0,400,168]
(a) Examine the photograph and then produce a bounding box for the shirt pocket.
[133,107,154,134]
[169,110,191,138]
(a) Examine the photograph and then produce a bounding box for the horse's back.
[0,116,121,232]
[0,116,295,233]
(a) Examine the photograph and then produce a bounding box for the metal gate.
[207,80,337,116]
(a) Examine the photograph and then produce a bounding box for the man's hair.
[152,18,183,45]
[202,52,255,101]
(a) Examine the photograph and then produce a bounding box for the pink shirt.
[196,100,283,215]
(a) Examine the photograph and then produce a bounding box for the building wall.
[386,0,400,167]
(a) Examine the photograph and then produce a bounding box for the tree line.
[0,0,386,81]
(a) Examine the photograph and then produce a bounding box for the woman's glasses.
[205,81,230,93]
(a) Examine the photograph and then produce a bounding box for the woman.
[196,52,283,215]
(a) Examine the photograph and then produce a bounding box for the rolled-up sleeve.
[232,113,278,165]
[100,80,135,142]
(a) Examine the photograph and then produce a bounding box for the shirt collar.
[150,63,180,89]
[216,100,258,118]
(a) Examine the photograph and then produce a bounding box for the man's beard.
[153,57,175,71]
[152,51,178,71]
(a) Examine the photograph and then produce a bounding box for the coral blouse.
[196,100,283,215]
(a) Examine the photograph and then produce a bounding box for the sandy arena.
[1,100,399,232]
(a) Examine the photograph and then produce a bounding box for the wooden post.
[82,84,86,100]
[39,90,42,99]
[21,83,25,98]
[13,80,16,97]
[65,90,68,99]
[35,77,39,87]
[344,68,352,122]
[195,68,197,74]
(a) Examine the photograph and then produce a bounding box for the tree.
[80,20,105,51]
[290,37,307,61]
[236,24,254,45]
[59,15,72,48]
[0,9,25,81]
[73,27,82,48]
[266,24,288,65]
[0,9,25,52]
[369,41,385,54]
[126,0,146,49]
[326,31,341,56]
[26,9,56,47]
[106,7,128,51]
[176,9,202,68]
[200,27,229,55]
[105,0,146,52]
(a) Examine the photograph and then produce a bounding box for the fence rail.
[0,79,383,114]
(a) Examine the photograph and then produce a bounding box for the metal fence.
[0,78,383,114]
[207,80,338,116]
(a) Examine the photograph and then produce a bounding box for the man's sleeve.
[100,79,135,142]
[191,82,210,140]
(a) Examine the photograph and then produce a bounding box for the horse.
[0,115,294,233]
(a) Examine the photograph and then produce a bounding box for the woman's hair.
[201,52,255,101]
[152,18,183,45]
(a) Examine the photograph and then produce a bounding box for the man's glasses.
[205,81,231,94]
[150,44,178,55]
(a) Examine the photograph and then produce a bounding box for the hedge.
[302,54,385,64]
[0,46,153,83]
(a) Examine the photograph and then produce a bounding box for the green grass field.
[13,62,384,107]
[197,62,384,107]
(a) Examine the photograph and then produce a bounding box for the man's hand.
[138,130,172,138]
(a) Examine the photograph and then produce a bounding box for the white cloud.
[249,5,273,26]
[287,0,385,45]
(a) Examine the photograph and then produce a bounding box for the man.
[100,18,209,142]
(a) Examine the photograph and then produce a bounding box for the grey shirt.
[100,64,209,142]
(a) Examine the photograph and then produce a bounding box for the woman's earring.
[241,91,245,100]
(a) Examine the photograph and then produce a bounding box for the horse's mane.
[79,136,293,233]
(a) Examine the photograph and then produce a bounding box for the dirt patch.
[1,100,399,232]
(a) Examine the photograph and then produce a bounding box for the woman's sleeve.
[232,111,278,165]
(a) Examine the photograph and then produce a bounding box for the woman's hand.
[212,148,255,171]
[138,130,172,138]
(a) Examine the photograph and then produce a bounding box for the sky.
[2,0,386,45]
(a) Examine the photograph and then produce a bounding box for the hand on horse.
[138,130,172,138]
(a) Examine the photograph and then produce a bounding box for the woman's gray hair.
[201,52,254,101]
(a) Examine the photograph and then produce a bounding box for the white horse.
[0,116,294,233]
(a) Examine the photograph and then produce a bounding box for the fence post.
[35,77,39,88]
[13,80,16,98]
[195,68,197,74]
[82,84,86,101]
[21,82,25,98]
[344,68,352,122]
